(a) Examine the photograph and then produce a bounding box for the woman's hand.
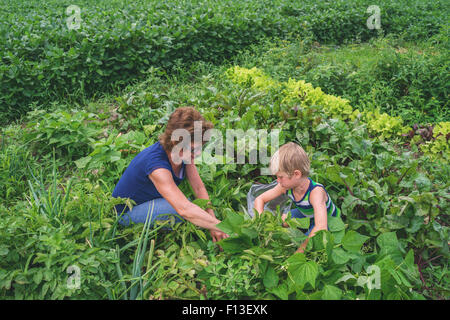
[149,169,223,232]
[185,165,231,240]
[210,230,229,242]
[205,208,229,242]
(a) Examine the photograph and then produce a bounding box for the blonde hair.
[269,142,310,177]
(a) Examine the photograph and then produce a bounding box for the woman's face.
[178,142,203,164]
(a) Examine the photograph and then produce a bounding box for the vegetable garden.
[0,0,448,300]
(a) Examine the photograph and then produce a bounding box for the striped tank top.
[286,178,340,218]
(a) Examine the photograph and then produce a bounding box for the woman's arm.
[148,168,224,233]
[185,163,211,209]
[185,163,228,242]
[254,182,286,215]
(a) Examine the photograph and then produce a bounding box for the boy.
[253,142,340,254]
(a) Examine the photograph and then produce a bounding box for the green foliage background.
[1,0,448,123]
[0,0,448,300]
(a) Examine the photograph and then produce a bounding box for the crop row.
[1,0,448,122]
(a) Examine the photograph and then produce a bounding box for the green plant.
[418,122,450,160]
[0,132,31,202]
[74,130,150,183]
[26,152,73,225]
[23,109,101,163]
[1,30,449,300]
[2,0,448,123]
[112,204,157,300]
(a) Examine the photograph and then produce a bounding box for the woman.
[112,107,228,242]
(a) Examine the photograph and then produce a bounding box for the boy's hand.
[295,241,308,254]
[281,213,289,228]
[295,247,305,254]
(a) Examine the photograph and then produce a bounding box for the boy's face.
[276,170,301,189]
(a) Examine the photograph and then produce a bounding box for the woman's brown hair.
[159,106,213,152]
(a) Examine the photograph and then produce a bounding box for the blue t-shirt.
[112,141,186,214]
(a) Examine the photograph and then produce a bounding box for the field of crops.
[0,0,449,301]
[1,0,448,123]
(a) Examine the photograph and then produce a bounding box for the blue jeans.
[290,208,315,236]
[117,197,185,227]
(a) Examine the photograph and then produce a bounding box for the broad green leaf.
[342,230,369,253]
[33,271,43,285]
[333,229,345,244]
[263,265,279,289]
[376,232,400,255]
[405,216,424,234]
[342,194,367,212]
[365,289,382,300]
[394,269,412,287]
[288,259,319,289]
[335,273,356,285]
[397,250,420,286]
[331,248,351,264]
[308,290,324,300]
[414,173,432,191]
[295,291,309,300]
[376,232,403,263]
[217,211,244,235]
[109,150,122,162]
[326,166,356,189]
[286,217,310,229]
[322,285,342,300]
[325,165,341,184]
[75,156,91,169]
[286,252,307,266]
[311,230,332,251]
[328,216,345,232]
[286,228,308,246]
[241,226,258,239]
[218,236,250,253]
[269,282,289,300]
[403,249,415,269]
[348,253,366,274]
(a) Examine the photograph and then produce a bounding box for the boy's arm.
[295,187,328,253]
[254,183,286,215]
